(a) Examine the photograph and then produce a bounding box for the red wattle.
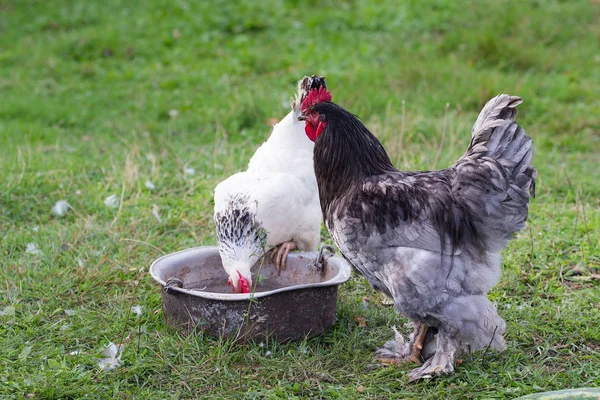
[315,121,326,138]
[305,124,317,142]
[304,121,326,142]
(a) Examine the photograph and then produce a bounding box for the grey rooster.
[299,88,536,380]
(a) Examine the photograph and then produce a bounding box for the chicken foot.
[407,331,456,381]
[269,241,297,275]
[374,323,428,365]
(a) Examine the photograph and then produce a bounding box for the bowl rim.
[149,246,352,301]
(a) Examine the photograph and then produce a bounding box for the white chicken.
[213,76,325,293]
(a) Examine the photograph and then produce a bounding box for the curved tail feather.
[455,95,537,251]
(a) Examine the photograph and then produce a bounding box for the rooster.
[300,88,536,379]
[213,76,326,293]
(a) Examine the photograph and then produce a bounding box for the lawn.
[1,0,599,398]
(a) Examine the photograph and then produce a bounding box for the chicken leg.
[269,241,297,275]
[407,331,456,381]
[374,323,429,365]
[409,323,428,363]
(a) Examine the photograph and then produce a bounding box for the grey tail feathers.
[468,94,537,197]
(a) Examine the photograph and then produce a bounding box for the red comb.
[301,87,332,113]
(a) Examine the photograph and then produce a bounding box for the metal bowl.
[149,246,351,342]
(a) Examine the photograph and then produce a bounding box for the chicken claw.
[407,333,456,381]
[375,324,453,381]
[374,324,429,366]
[270,241,297,275]
[374,326,412,365]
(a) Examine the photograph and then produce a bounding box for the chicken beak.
[298,114,307,121]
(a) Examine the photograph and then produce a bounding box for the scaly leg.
[374,323,428,365]
[269,241,297,275]
[408,323,428,364]
[407,330,456,381]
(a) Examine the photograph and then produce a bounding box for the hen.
[300,88,536,379]
[213,76,325,293]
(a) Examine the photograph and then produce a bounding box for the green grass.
[1,0,599,398]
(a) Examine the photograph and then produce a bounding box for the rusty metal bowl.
[150,246,351,342]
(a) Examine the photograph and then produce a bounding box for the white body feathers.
[214,105,321,289]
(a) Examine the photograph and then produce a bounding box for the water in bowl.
[185,277,286,294]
